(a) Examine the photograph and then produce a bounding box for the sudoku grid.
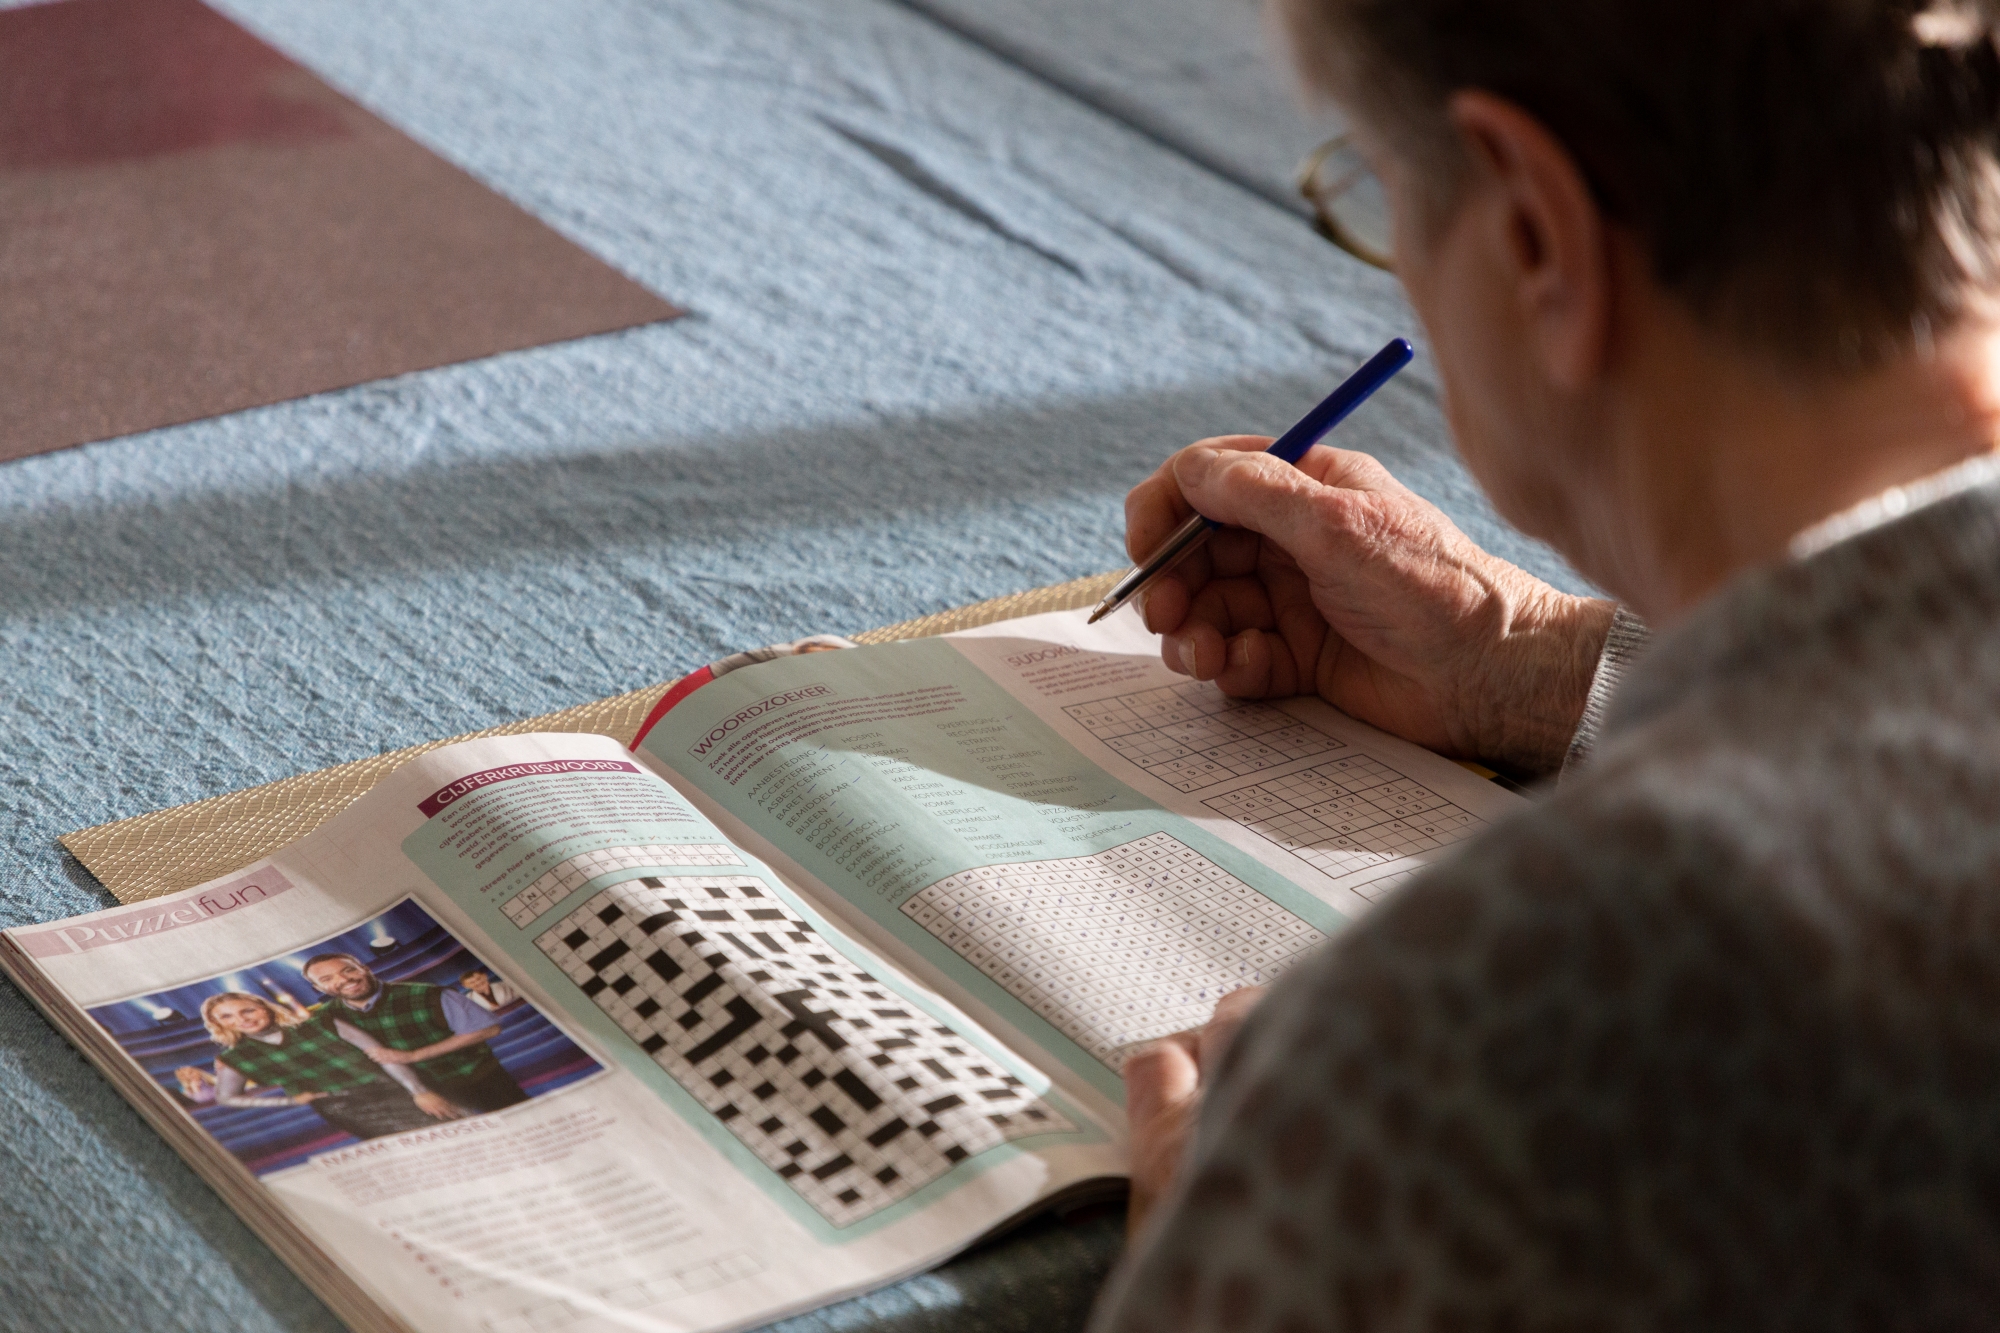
[500,843,743,926]
[1201,753,1481,893]
[1061,682,1346,792]
[536,873,1073,1227]
[899,833,1325,1070]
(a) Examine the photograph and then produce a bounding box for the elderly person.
[1098,1,2000,1328]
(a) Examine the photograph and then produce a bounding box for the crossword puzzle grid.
[900,833,1325,1070]
[500,844,742,926]
[1063,682,1346,792]
[537,874,1072,1227]
[1203,753,1481,893]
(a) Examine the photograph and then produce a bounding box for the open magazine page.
[633,609,1524,1108]
[2,732,1117,1333]
[946,609,1524,909]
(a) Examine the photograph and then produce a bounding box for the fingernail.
[1228,635,1251,668]
[1177,638,1198,676]
[1176,446,1218,490]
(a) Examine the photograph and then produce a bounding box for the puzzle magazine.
[2,609,1521,1333]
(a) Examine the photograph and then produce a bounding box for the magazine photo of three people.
[88,901,600,1176]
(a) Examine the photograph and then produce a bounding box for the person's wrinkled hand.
[366,1047,422,1066]
[414,1091,465,1121]
[1125,437,1615,775]
[1121,985,1266,1241]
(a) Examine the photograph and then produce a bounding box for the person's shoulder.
[1278,740,1824,1044]
[1155,736,2000,1333]
[1289,690,2000,1078]
[1365,749,1769,943]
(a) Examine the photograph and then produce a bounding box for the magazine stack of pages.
[2,608,1524,1333]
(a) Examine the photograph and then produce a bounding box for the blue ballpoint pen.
[1087,337,1416,624]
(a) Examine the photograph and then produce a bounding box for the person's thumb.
[1122,1034,1203,1240]
[1170,443,1224,497]
[1123,1033,1200,1130]
[1174,445,1326,538]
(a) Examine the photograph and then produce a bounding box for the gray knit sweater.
[1093,466,2000,1332]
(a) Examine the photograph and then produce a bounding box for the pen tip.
[1086,604,1109,624]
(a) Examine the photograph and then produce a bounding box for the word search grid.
[900,833,1324,1070]
[501,844,743,926]
[1203,754,1482,895]
[538,874,1073,1227]
[1062,682,1346,792]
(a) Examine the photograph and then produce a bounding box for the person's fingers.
[1162,618,1228,680]
[1143,527,1284,640]
[1166,575,1268,681]
[1166,587,1324,689]
[1123,1032,1200,1131]
[1122,1033,1204,1240]
[1198,985,1268,1076]
[1200,523,1270,581]
[1186,573,1277,640]
[1137,539,1219,635]
[1136,574,1189,636]
[1169,560,1323,696]
[1208,629,1281,698]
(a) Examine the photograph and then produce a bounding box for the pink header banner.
[14,865,295,958]
[417,759,642,818]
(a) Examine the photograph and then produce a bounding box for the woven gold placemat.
[62,572,1122,905]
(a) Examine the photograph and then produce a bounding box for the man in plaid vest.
[302,953,528,1114]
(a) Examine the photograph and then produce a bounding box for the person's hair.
[1281,0,2000,365]
[199,992,304,1048]
[300,951,366,979]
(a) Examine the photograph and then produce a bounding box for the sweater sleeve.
[213,1058,293,1108]
[212,1062,254,1106]
[333,1017,425,1095]
[1559,604,1649,779]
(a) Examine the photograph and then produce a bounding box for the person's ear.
[1446,91,1613,390]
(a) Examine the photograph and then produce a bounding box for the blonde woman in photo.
[199,990,461,1139]
[170,1064,218,1107]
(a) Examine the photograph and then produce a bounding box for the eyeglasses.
[1297,134,1394,272]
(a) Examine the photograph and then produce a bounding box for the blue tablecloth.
[0,1,1585,1327]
